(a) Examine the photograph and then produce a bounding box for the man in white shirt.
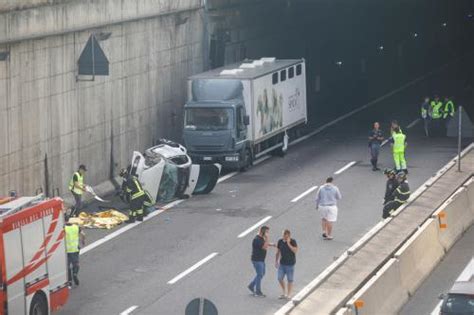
[315,177,342,240]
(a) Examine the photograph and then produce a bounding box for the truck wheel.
[240,149,252,172]
[272,146,287,157]
[30,293,48,315]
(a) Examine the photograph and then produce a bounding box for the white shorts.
[319,205,338,222]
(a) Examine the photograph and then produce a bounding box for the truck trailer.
[183,58,307,170]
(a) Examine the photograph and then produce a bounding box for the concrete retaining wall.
[345,179,474,314]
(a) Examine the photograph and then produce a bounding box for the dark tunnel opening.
[207,0,474,125]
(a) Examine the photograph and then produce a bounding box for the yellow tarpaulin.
[68,210,129,229]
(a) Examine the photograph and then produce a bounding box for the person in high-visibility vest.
[390,127,407,172]
[420,96,432,137]
[442,97,455,119]
[123,172,146,223]
[65,221,85,287]
[430,95,443,120]
[68,165,87,217]
[382,171,410,218]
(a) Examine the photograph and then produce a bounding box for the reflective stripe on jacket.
[126,176,145,200]
[431,101,443,119]
[393,182,410,203]
[443,100,455,118]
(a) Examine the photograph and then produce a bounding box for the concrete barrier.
[346,258,408,315]
[335,307,353,315]
[465,178,474,217]
[394,219,445,295]
[432,187,473,251]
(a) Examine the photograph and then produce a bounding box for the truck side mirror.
[244,115,250,126]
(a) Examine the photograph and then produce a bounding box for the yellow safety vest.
[431,101,443,119]
[68,172,84,195]
[392,132,406,153]
[65,225,80,253]
[443,101,455,118]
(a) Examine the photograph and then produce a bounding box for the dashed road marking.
[237,216,272,238]
[120,305,138,315]
[291,186,318,203]
[167,252,219,285]
[407,118,421,129]
[334,161,357,175]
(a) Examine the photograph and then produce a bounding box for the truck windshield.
[185,108,233,131]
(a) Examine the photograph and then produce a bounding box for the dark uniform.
[125,175,145,222]
[384,175,399,204]
[368,128,384,171]
[382,173,410,219]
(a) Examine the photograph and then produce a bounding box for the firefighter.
[383,169,398,205]
[390,127,407,173]
[120,169,145,223]
[382,171,411,219]
[143,190,155,217]
[68,165,87,217]
[65,220,85,287]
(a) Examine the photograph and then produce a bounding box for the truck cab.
[184,100,250,169]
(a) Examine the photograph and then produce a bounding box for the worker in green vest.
[122,172,146,223]
[65,220,85,287]
[442,97,455,119]
[68,164,87,217]
[390,127,407,172]
[430,95,443,120]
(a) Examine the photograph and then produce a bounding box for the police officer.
[382,171,410,218]
[68,165,87,217]
[390,127,407,173]
[120,169,145,223]
[420,96,432,137]
[65,220,85,287]
[368,122,384,171]
[383,169,398,205]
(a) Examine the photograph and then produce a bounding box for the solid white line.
[407,118,420,129]
[334,161,357,175]
[167,252,218,285]
[237,216,272,238]
[120,306,138,315]
[291,186,318,203]
[381,139,390,147]
[217,172,238,183]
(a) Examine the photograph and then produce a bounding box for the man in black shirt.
[275,229,298,299]
[248,226,271,297]
[368,122,384,171]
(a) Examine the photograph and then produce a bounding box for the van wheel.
[30,293,48,315]
[240,149,252,172]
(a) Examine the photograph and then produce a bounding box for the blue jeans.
[249,261,265,293]
[278,264,295,283]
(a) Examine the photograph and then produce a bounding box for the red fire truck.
[0,196,69,315]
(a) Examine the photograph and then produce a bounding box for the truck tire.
[30,293,48,315]
[240,149,252,172]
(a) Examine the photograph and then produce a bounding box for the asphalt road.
[58,62,473,315]
[400,225,474,315]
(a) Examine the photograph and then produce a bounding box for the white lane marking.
[430,258,474,314]
[120,306,138,315]
[381,139,390,147]
[167,252,219,285]
[291,186,318,203]
[407,118,420,129]
[334,161,357,175]
[217,172,238,183]
[237,216,272,238]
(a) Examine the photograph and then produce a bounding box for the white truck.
[183,58,307,170]
[0,196,69,315]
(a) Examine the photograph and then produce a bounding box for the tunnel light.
[468,13,473,19]
[378,45,384,51]
[412,32,419,38]
[441,22,447,27]
[335,61,343,66]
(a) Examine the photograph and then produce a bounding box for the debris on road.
[68,210,129,229]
